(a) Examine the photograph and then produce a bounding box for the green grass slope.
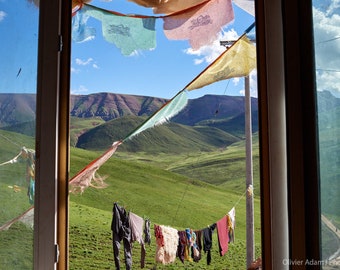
[76,115,241,153]
[114,134,260,193]
[69,147,262,269]
[70,116,106,146]
[0,130,34,269]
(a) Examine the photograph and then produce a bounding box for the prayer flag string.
[1,22,256,230]
[72,0,234,54]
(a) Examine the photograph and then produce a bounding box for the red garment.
[154,224,164,247]
[216,215,229,256]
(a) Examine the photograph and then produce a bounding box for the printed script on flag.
[163,0,234,50]
[84,5,156,56]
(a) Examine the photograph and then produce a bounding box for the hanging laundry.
[111,202,132,270]
[83,5,156,56]
[202,223,216,265]
[190,229,201,262]
[127,0,209,15]
[144,218,151,245]
[227,207,236,242]
[154,224,179,264]
[216,215,229,256]
[184,35,256,91]
[163,0,234,50]
[177,230,187,263]
[129,212,146,268]
[193,230,203,262]
[72,6,96,43]
[184,228,194,262]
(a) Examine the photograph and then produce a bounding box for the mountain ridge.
[0,92,258,138]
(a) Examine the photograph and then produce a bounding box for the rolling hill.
[0,92,258,140]
[1,89,339,269]
[0,129,262,269]
[75,115,241,153]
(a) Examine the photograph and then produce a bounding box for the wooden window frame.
[33,0,321,269]
[34,0,71,269]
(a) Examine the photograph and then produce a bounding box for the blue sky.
[0,0,39,94]
[70,0,256,99]
[1,0,339,98]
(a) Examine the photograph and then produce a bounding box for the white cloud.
[71,85,89,95]
[313,4,340,96]
[0,11,6,22]
[184,29,239,64]
[73,57,99,71]
[75,57,94,66]
[71,67,80,73]
[238,69,258,98]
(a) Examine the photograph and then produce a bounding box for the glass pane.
[312,0,340,267]
[70,1,260,269]
[0,0,39,269]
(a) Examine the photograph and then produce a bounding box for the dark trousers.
[113,230,132,270]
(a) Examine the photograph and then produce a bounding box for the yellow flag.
[185,35,256,91]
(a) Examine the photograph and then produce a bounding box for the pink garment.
[216,215,229,256]
[154,225,178,264]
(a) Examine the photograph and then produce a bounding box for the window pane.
[70,1,261,269]
[0,0,39,268]
[312,0,340,267]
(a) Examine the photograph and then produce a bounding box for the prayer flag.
[69,141,122,193]
[0,206,34,231]
[128,0,209,14]
[233,0,255,16]
[163,0,234,50]
[124,90,188,140]
[84,5,156,55]
[184,35,256,90]
[72,7,96,43]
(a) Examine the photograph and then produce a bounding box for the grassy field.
[1,124,338,269]
[68,145,262,270]
[0,130,262,269]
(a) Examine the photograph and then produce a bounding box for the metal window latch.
[59,35,63,52]
[55,244,60,263]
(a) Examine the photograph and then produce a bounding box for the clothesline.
[0,18,256,230]
[0,133,22,148]
[112,201,236,267]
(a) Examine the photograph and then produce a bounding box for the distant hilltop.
[0,92,259,130]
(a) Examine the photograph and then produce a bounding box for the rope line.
[0,133,22,148]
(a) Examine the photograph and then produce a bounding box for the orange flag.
[184,35,256,91]
[163,0,234,50]
[69,141,122,193]
[128,0,209,14]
